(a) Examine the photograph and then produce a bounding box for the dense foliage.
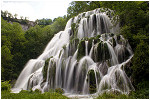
[35,18,52,26]
[67,1,101,18]
[1,14,68,82]
[1,80,11,92]
[1,90,68,99]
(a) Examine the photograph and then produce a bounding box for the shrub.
[55,88,64,94]
[34,89,41,93]
[1,80,11,91]
[19,90,29,93]
[131,40,149,88]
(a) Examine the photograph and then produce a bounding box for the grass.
[2,89,148,99]
[96,93,129,99]
[2,89,149,99]
[96,88,149,99]
[1,90,69,99]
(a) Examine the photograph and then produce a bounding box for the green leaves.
[67,1,100,18]
[1,80,11,91]
[132,41,149,87]
[50,16,67,34]
[36,18,52,26]
[1,14,68,81]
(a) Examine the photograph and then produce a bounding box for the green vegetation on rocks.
[77,40,85,61]
[87,70,97,94]
[42,57,51,79]
[94,42,110,62]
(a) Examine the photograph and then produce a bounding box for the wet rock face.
[12,8,134,95]
[99,62,109,76]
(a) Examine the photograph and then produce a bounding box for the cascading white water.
[12,8,134,98]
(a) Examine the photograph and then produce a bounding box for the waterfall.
[85,41,88,56]
[12,8,134,97]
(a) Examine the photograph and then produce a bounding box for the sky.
[1,0,71,21]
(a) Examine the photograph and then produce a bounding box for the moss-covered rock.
[109,33,114,37]
[42,57,51,80]
[106,60,111,67]
[95,42,110,62]
[77,40,85,61]
[82,12,86,18]
[48,59,56,88]
[87,38,93,53]
[87,35,100,52]
[87,70,97,94]
[96,42,103,62]
[42,57,56,88]
[62,44,66,50]
[69,38,79,56]
[112,37,116,47]
[117,35,121,41]
[103,42,110,60]
[71,23,79,39]
[72,38,79,48]
[76,34,111,62]
[93,14,97,32]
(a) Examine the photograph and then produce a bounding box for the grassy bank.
[96,89,149,99]
[2,89,148,99]
[1,90,69,99]
[1,81,148,99]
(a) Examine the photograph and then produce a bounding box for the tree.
[20,16,23,20]
[1,10,4,17]
[67,1,101,18]
[14,14,18,19]
[4,10,8,17]
[25,17,28,20]
[1,18,26,80]
[131,40,149,88]
[8,13,13,19]
[36,18,53,26]
[50,16,67,34]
